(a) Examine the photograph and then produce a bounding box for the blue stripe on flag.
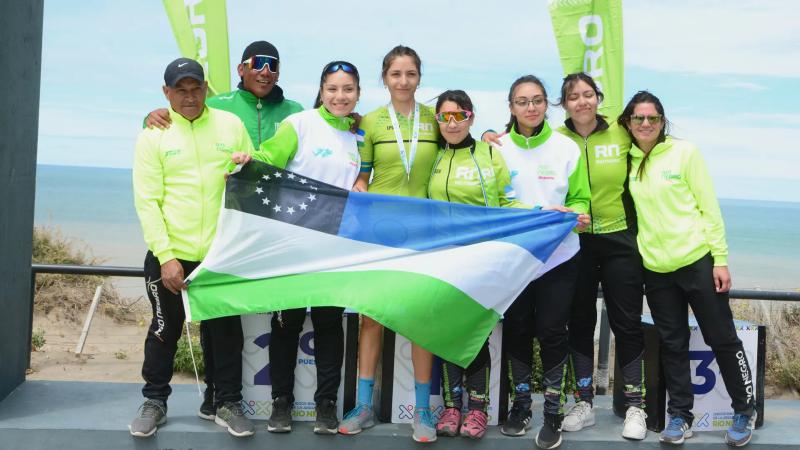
[338,191,576,262]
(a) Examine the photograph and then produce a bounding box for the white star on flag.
[286,207,295,214]
[262,175,270,181]
[299,178,308,184]
[262,197,270,205]
[273,205,282,213]
[299,203,308,210]
[308,194,317,202]
[274,172,282,178]
[287,173,296,180]
[255,187,263,194]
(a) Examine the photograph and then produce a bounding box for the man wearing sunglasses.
[145,40,303,148]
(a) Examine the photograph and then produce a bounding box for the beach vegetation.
[32,226,134,323]
[31,328,46,351]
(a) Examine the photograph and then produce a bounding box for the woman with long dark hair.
[619,91,756,447]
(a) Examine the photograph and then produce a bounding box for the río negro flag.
[182,160,578,367]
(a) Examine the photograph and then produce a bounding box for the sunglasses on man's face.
[244,55,279,73]
[435,110,473,123]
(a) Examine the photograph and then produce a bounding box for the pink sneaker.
[436,407,461,437]
[460,409,488,439]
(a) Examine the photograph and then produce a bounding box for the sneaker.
[267,396,292,433]
[129,399,166,438]
[562,400,595,432]
[621,406,648,440]
[215,401,255,437]
[339,403,376,435]
[535,413,563,449]
[198,387,215,421]
[501,403,532,436]
[435,407,461,437]
[725,413,755,447]
[460,409,488,439]
[660,415,692,445]
[412,408,438,443]
[314,399,339,435]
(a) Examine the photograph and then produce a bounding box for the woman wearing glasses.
[428,90,523,440]
[231,60,362,436]
[618,91,755,447]
[495,75,590,450]
[554,73,647,440]
[338,45,441,443]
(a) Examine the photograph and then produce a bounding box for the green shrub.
[174,323,204,376]
[31,328,46,351]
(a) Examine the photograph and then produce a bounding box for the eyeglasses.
[244,55,279,73]
[325,63,356,75]
[435,110,473,123]
[512,97,546,108]
[630,114,663,125]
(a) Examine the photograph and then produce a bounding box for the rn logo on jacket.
[453,165,495,186]
[594,144,622,164]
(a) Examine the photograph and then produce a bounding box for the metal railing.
[29,263,800,384]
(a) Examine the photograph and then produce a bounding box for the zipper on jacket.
[191,121,205,261]
[257,99,263,145]
[445,145,454,203]
[583,136,595,233]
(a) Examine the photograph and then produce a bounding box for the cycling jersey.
[358,104,439,198]
[557,117,634,233]
[252,106,361,190]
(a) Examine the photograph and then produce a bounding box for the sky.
[37,0,799,202]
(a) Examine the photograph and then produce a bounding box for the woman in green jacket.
[556,73,646,440]
[429,89,522,440]
[619,91,755,447]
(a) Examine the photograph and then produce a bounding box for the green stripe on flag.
[187,268,500,367]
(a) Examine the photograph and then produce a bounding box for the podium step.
[1,381,796,449]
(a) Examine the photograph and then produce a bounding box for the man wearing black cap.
[143,40,302,425]
[130,57,255,439]
[145,40,303,148]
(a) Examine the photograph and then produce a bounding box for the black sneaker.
[535,413,564,449]
[501,403,532,436]
[198,387,215,420]
[314,399,339,435]
[215,401,255,437]
[267,396,292,433]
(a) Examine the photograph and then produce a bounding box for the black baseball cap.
[241,41,279,63]
[164,58,204,87]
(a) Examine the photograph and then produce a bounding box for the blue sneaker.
[660,415,692,445]
[725,413,754,447]
[338,403,376,435]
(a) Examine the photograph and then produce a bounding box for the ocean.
[34,164,800,292]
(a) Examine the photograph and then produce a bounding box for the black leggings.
[645,253,755,425]
[441,339,491,412]
[504,254,580,416]
[269,306,344,403]
[568,229,645,407]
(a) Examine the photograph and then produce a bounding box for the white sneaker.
[562,401,595,432]
[622,406,647,440]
